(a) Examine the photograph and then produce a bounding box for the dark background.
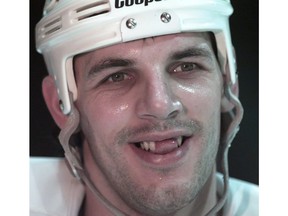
[30,1,259,185]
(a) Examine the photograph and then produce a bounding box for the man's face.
[74,32,224,215]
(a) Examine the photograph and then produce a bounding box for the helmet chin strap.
[58,86,243,216]
[58,94,128,216]
[205,81,244,216]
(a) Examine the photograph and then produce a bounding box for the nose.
[136,74,183,120]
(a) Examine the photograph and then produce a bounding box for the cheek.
[178,81,222,119]
[77,93,132,140]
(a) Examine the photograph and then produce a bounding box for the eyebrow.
[88,58,135,77]
[86,47,213,77]
[169,47,214,61]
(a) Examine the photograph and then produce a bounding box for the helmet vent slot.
[75,1,110,21]
[43,16,62,37]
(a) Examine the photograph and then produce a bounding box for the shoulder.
[30,157,85,216]
[217,174,259,216]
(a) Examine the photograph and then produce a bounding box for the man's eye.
[172,62,198,73]
[106,72,129,83]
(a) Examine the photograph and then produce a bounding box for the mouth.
[134,136,189,155]
[129,134,192,167]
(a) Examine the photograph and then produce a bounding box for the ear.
[221,78,239,113]
[42,75,68,129]
[221,46,239,113]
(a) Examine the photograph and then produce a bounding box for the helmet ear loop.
[221,74,244,149]
[58,92,83,180]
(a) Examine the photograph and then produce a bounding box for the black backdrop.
[30,1,259,185]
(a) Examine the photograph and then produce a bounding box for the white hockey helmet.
[36,0,236,115]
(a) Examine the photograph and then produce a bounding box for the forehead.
[74,32,214,67]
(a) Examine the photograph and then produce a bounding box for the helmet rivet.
[126,18,137,29]
[59,100,64,111]
[160,12,171,23]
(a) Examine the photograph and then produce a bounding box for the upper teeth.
[139,136,183,152]
[140,142,155,151]
[177,136,183,147]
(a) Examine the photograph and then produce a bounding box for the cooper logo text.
[115,0,162,8]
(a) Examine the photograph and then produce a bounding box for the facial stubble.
[83,117,220,216]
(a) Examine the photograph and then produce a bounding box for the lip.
[129,134,193,169]
[128,129,193,144]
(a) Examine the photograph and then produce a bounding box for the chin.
[119,172,205,216]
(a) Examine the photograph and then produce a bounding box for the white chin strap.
[206,81,244,215]
[58,97,128,216]
[58,86,243,216]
